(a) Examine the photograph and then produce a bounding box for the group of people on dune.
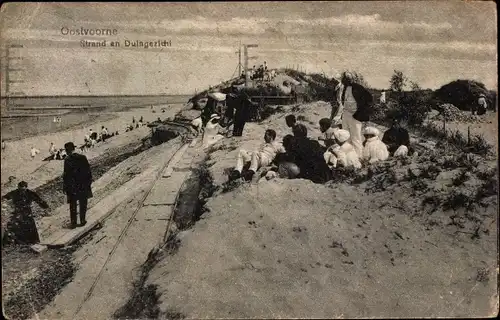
[188,71,413,184]
[228,113,411,184]
[224,71,413,184]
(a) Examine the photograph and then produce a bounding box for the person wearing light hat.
[202,114,225,149]
[324,129,362,169]
[362,126,389,164]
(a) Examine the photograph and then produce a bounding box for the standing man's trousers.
[69,197,88,225]
[232,119,246,137]
[342,112,363,157]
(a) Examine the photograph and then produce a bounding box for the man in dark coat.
[2,181,50,245]
[63,142,93,228]
[233,90,256,137]
[201,96,217,127]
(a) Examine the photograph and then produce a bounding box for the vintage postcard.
[1,2,498,319]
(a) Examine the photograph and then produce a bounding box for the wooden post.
[467,126,471,145]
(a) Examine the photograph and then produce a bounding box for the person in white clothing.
[191,117,203,136]
[318,118,337,149]
[230,129,286,182]
[30,146,40,159]
[49,142,57,159]
[380,91,386,104]
[324,129,362,169]
[202,114,225,149]
[362,126,389,164]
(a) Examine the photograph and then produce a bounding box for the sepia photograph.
[0,1,498,319]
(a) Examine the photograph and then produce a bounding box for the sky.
[0,1,497,95]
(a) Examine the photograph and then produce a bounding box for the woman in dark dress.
[2,181,50,245]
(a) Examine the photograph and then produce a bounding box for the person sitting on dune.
[281,126,333,184]
[230,129,286,182]
[382,117,410,157]
[317,118,337,150]
[191,117,203,136]
[362,126,389,164]
[324,129,362,169]
[202,114,226,149]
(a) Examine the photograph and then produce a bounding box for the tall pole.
[238,45,241,77]
[244,45,249,87]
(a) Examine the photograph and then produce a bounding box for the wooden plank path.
[41,165,159,247]
[37,139,192,249]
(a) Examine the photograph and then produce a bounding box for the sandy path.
[1,104,184,188]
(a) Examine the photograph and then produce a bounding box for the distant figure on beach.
[57,116,62,123]
[49,142,57,159]
[101,126,108,142]
[132,117,136,124]
[30,146,40,159]
[2,181,50,245]
[63,142,93,229]
[90,129,98,141]
[53,117,58,123]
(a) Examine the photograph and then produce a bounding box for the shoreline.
[1,111,119,142]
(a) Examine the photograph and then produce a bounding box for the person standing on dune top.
[63,142,93,229]
[332,71,374,157]
[233,89,256,137]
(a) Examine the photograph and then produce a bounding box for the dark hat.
[18,181,28,188]
[64,142,76,151]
